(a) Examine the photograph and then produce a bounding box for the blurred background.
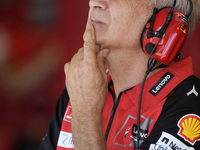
[0,0,199,150]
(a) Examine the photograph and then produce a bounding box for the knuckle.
[84,59,95,67]
[64,63,69,72]
[84,41,93,48]
[76,61,82,69]
[83,29,90,40]
[70,54,77,63]
[78,47,84,53]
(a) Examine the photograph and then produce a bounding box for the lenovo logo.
[149,72,174,96]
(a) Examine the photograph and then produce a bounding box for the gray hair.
[152,0,200,35]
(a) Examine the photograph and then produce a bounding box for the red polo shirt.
[39,57,200,150]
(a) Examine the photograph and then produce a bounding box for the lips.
[91,18,106,25]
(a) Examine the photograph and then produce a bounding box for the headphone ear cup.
[141,21,152,52]
[140,27,147,51]
[141,8,157,55]
[141,7,189,65]
[145,43,156,55]
[141,17,156,55]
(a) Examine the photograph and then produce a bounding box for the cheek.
[108,14,139,41]
[109,14,130,34]
[110,4,136,33]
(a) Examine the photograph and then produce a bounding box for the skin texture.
[64,25,109,150]
[64,0,158,149]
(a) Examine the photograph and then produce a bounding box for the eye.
[95,6,102,9]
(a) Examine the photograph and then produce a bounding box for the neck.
[105,47,162,100]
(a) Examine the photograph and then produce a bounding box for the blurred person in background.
[0,0,87,150]
[39,0,200,150]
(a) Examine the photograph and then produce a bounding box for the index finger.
[83,24,97,62]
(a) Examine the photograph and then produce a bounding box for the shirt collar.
[108,57,194,111]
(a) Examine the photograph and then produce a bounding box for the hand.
[64,24,109,115]
[64,24,109,150]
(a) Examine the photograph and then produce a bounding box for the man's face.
[89,0,152,50]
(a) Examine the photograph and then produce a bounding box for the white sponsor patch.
[153,132,194,150]
[57,131,74,148]
[149,144,173,150]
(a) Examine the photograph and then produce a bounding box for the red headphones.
[141,0,193,65]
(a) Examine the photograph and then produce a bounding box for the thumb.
[97,49,109,69]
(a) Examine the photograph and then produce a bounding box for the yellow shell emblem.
[178,114,200,145]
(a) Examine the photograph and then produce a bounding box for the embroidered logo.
[187,85,199,97]
[177,114,200,145]
[64,106,72,123]
[132,124,148,141]
[113,115,153,148]
[149,72,174,96]
[124,126,131,138]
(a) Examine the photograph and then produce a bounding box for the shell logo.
[177,114,200,145]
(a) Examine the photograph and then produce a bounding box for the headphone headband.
[186,0,193,18]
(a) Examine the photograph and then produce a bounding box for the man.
[39,0,200,150]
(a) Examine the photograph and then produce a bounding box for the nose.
[89,0,108,10]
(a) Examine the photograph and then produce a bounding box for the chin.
[94,27,108,45]
[95,36,104,46]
